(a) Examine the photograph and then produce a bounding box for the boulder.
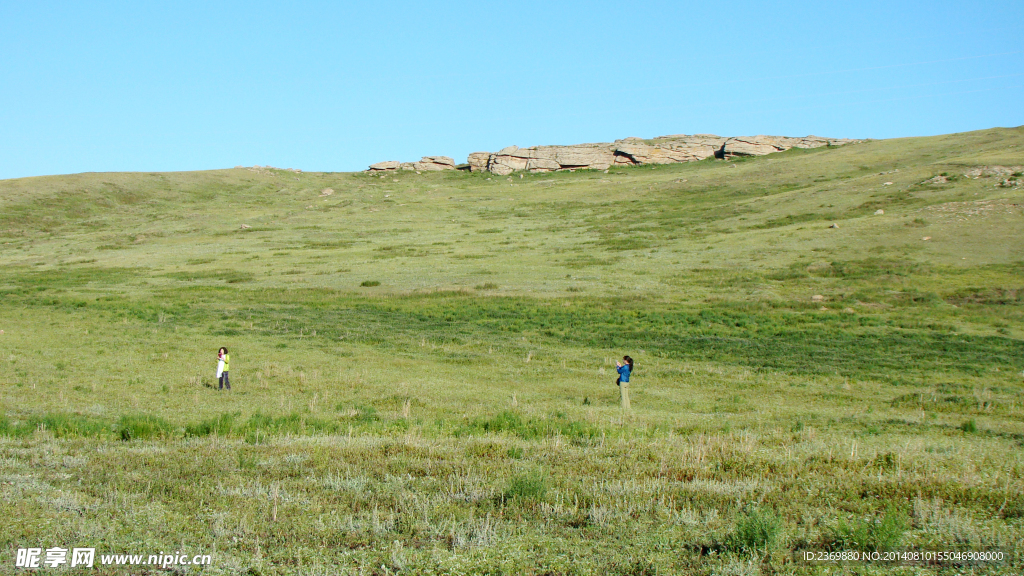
[651,134,730,156]
[615,142,717,164]
[368,160,400,172]
[488,154,528,175]
[414,156,456,171]
[552,145,617,169]
[720,135,863,157]
[368,157,455,173]
[526,158,561,172]
[467,152,492,172]
[722,136,788,157]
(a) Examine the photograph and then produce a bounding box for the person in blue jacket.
[615,355,633,386]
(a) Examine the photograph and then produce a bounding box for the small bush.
[724,508,782,554]
[502,471,547,503]
[825,506,907,552]
[360,280,381,287]
[960,419,978,433]
[351,405,379,422]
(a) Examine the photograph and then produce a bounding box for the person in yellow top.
[217,347,231,390]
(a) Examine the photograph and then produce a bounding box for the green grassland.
[1,127,1023,575]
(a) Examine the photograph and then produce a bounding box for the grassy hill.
[1,127,1022,574]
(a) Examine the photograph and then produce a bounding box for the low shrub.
[502,471,547,503]
[723,508,782,554]
[825,506,907,552]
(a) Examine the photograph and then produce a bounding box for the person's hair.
[623,355,633,371]
[219,347,228,355]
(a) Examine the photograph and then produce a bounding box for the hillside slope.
[1,127,1021,298]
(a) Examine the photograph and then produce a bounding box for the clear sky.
[1,1,1022,179]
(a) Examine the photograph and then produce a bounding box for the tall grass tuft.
[117,414,176,440]
[723,507,782,554]
[185,412,238,437]
[825,506,908,552]
[501,471,547,503]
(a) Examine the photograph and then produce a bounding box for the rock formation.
[415,156,457,171]
[962,165,1022,179]
[368,156,457,173]
[367,134,862,174]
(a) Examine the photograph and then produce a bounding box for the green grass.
[1,127,1023,574]
[825,505,910,552]
[724,508,783,554]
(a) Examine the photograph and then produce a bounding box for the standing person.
[217,347,230,390]
[616,355,633,411]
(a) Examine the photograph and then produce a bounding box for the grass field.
[1,127,1023,575]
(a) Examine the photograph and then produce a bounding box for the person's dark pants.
[219,371,230,390]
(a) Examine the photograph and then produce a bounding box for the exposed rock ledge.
[368,156,456,173]
[367,134,862,174]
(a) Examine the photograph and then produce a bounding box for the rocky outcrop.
[615,134,724,164]
[368,161,401,172]
[368,156,456,173]
[367,134,863,174]
[415,156,456,171]
[467,152,492,172]
[485,144,617,175]
[721,135,859,157]
[962,165,1022,178]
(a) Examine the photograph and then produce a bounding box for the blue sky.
[1,1,1022,179]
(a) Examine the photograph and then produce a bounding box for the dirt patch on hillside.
[923,199,1023,223]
